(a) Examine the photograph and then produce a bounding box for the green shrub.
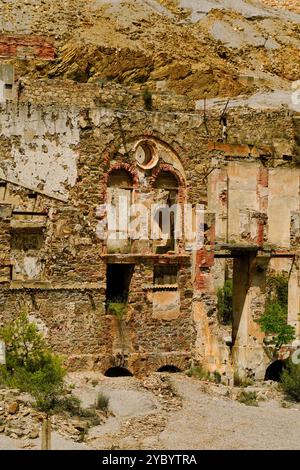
[234,372,254,388]
[212,370,222,384]
[281,360,300,402]
[185,366,209,380]
[95,392,109,411]
[0,312,66,412]
[2,351,66,412]
[237,390,258,406]
[257,303,295,349]
[0,311,49,371]
[107,302,127,320]
[256,275,295,350]
[51,394,82,415]
[217,280,233,325]
[268,274,288,307]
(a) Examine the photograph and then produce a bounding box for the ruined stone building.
[1,0,300,383]
[0,69,300,383]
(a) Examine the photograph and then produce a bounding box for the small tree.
[0,311,48,370]
[0,312,66,412]
[256,275,295,352]
[256,303,295,350]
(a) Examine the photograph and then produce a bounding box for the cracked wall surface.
[0,79,299,380]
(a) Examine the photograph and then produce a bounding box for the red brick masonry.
[0,35,55,60]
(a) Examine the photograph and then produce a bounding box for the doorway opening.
[104,367,133,377]
[106,264,134,311]
[157,365,181,373]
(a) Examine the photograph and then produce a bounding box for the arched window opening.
[153,171,179,190]
[107,169,133,255]
[108,169,133,189]
[153,171,180,254]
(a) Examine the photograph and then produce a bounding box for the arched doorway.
[104,367,133,377]
[157,365,181,373]
[264,360,284,381]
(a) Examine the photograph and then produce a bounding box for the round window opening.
[135,141,158,170]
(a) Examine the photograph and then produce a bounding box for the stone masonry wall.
[0,83,299,377]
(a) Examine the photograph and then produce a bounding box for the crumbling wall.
[0,82,299,378]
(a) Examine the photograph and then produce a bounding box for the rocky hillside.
[262,1,300,14]
[2,0,300,100]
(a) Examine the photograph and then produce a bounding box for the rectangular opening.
[106,264,134,308]
[153,265,178,287]
[11,230,43,251]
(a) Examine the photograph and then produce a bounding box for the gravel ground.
[1,372,299,450]
[161,376,300,450]
[0,432,89,450]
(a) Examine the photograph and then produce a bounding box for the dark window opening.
[154,265,178,286]
[153,171,179,254]
[154,171,179,190]
[108,169,133,188]
[104,367,133,377]
[157,365,181,373]
[11,230,43,251]
[265,360,284,382]
[106,264,134,305]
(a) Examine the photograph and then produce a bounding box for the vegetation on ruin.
[107,300,127,320]
[217,280,233,325]
[256,275,295,351]
[143,88,153,111]
[0,312,101,419]
[185,365,222,384]
[233,372,254,388]
[281,359,300,402]
[95,391,110,411]
[237,390,258,407]
[0,312,66,411]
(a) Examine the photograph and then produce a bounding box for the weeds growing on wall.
[107,300,127,320]
[256,275,295,351]
[217,279,233,325]
[143,88,153,110]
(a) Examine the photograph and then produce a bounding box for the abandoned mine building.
[1,52,300,384]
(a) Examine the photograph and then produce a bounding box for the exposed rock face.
[1,1,300,99]
[262,1,300,14]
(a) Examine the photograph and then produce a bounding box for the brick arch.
[104,162,139,188]
[151,164,186,189]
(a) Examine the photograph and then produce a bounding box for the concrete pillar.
[232,252,269,380]
[288,259,300,341]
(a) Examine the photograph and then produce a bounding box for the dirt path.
[70,372,300,450]
[161,376,300,450]
[1,372,300,450]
